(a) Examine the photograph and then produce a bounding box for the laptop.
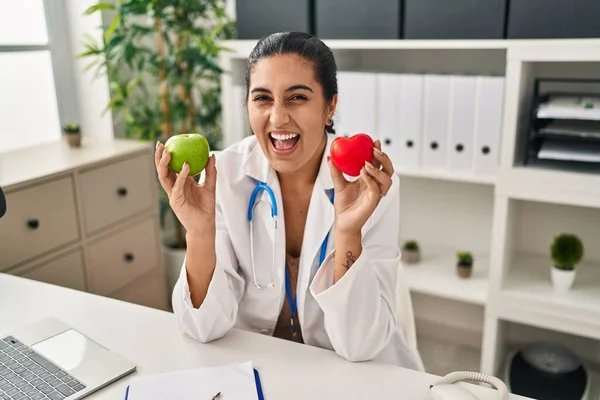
[0,317,136,399]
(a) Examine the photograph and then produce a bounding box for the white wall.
[64,0,114,142]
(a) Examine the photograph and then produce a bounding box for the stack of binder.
[525,78,600,173]
[336,71,505,178]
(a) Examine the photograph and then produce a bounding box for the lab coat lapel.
[297,135,335,329]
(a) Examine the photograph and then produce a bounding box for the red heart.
[330,133,374,177]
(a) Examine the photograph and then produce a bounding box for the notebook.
[124,361,265,400]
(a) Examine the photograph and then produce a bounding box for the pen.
[211,392,221,400]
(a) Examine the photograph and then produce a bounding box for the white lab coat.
[172,134,423,371]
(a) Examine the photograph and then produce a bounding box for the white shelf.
[220,38,600,60]
[495,255,600,341]
[403,251,490,306]
[497,167,600,209]
[218,35,600,376]
[395,166,496,185]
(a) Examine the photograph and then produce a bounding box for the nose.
[269,102,290,127]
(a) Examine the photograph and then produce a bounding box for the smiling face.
[247,54,337,175]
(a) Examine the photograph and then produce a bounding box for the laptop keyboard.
[0,336,86,400]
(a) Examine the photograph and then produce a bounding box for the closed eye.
[290,94,307,101]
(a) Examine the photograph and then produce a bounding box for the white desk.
[0,274,531,400]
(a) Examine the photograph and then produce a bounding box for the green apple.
[164,133,210,176]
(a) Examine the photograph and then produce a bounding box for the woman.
[155,32,422,370]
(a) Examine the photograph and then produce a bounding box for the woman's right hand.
[155,141,217,237]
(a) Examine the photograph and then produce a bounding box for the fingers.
[156,142,176,194]
[360,166,380,194]
[327,156,347,191]
[171,162,190,205]
[203,154,217,194]
[373,146,394,176]
[365,161,393,195]
[369,140,383,169]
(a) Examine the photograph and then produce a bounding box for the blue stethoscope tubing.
[247,181,334,293]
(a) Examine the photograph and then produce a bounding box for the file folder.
[376,73,402,165]
[473,76,505,176]
[336,72,377,139]
[422,75,451,169]
[398,74,424,169]
[335,72,355,138]
[448,76,477,172]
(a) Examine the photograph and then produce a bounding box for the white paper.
[538,141,600,163]
[537,96,600,120]
[126,362,258,400]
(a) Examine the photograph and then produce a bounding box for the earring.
[327,119,333,126]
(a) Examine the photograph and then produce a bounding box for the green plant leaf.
[84,2,115,15]
[551,233,584,269]
[104,13,121,42]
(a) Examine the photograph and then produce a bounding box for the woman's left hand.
[328,140,394,235]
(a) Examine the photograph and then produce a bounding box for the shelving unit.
[218,36,600,388]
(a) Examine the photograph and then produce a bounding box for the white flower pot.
[163,245,186,299]
[401,249,420,264]
[551,267,576,292]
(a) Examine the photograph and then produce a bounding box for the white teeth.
[270,132,299,141]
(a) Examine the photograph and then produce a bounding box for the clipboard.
[124,368,265,400]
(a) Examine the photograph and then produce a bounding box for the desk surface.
[0,274,530,400]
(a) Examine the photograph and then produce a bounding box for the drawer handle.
[27,219,40,230]
[117,187,128,197]
[124,253,135,262]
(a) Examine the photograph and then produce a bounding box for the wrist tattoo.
[343,251,357,269]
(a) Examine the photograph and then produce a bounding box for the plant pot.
[551,267,576,292]
[65,133,81,148]
[457,264,472,278]
[163,244,186,300]
[401,249,420,264]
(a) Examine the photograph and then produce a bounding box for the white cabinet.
[0,139,169,312]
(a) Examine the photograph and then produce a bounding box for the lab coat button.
[260,329,270,334]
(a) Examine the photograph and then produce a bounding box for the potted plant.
[80,0,236,300]
[401,240,420,264]
[550,233,584,292]
[63,123,81,148]
[457,251,473,278]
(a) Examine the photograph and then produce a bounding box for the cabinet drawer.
[87,217,159,296]
[113,273,169,311]
[20,250,86,292]
[79,154,154,234]
[0,177,79,270]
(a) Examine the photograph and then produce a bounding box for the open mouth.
[269,132,300,153]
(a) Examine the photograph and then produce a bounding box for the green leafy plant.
[79,0,236,249]
[403,240,419,251]
[551,233,584,271]
[63,123,80,134]
[457,251,473,267]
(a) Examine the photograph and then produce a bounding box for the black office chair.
[0,185,6,218]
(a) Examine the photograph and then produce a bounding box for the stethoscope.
[247,181,335,337]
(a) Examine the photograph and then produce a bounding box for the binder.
[376,73,402,165]
[335,72,355,138]
[473,76,505,176]
[398,74,424,169]
[351,72,377,138]
[448,75,477,172]
[422,75,451,169]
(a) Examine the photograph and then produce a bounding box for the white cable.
[432,371,509,400]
